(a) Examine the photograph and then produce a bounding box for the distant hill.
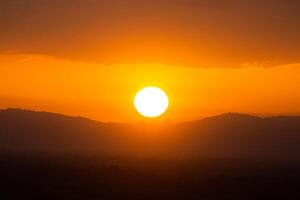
[174,113,300,159]
[0,109,300,160]
[0,108,132,155]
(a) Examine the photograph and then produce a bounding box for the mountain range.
[0,108,299,161]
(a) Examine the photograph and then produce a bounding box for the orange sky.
[1,54,299,122]
[0,0,300,122]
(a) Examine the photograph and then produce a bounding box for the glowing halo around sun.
[134,87,169,118]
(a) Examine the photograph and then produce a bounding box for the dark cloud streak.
[0,0,299,67]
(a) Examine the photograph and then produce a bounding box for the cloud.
[0,0,299,68]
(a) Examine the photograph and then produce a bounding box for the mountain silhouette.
[0,108,299,160]
[1,109,300,199]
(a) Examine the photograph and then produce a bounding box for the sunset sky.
[0,0,300,122]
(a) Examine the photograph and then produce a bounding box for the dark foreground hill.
[0,108,300,199]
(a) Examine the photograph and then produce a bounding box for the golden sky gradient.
[1,54,299,122]
[0,0,299,122]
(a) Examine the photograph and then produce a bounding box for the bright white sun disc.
[134,87,169,118]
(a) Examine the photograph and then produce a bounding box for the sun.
[134,86,169,118]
